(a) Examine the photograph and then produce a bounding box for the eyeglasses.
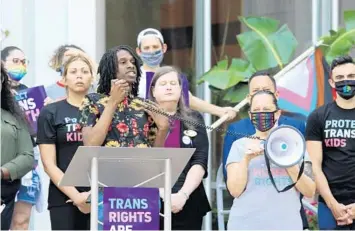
[6,58,29,65]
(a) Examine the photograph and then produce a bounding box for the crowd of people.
[1,27,355,230]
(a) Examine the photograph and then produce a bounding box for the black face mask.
[335,80,355,100]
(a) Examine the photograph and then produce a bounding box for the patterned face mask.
[250,111,277,132]
[334,80,355,100]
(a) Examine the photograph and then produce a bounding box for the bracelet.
[179,190,189,200]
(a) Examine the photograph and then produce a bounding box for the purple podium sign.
[14,85,47,133]
[103,187,160,231]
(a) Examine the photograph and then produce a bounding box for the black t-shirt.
[305,101,355,204]
[12,83,28,92]
[36,100,89,208]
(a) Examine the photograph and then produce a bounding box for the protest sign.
[103,187,159,231]
[14,85,47,133]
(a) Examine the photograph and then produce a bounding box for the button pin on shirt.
[182,135,191,145]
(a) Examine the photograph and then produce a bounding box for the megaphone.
[264,125,306,168]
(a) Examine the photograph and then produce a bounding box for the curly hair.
[1,62,30,131]
[48,44,84,72]
[97,45,142,96]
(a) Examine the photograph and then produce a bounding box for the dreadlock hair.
[1,61,33,134]
[97,45,142,96]
[1,46,23,61]
[48,44,84,72]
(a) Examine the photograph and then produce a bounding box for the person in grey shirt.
[226,90,315,230]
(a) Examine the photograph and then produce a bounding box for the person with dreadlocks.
[1,62,34,230]
[79,45,169,148]
[79,45,169,229]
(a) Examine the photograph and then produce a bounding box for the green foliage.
[198,16,298,111]
[197,58,254,90]
[222,83,249,103]
[319,10,355,64]
[237,16,298,70]
[197,11,354,114]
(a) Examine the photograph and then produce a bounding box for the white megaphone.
[264,125,306,168]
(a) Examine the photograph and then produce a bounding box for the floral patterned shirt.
[79,93,157,148]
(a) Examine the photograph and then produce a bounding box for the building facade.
[1,0,355,230]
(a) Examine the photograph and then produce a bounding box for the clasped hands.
[66,191,91,214]
[332,202,355,226]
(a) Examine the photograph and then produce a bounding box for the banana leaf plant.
[319,10,355,64]
[198,16,298,113]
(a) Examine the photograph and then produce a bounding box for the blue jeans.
[318,201,336,230]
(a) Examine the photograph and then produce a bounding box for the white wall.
[1,0,105,88]
[1,0,105,230]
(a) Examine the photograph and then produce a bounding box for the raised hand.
[109,79,130,105]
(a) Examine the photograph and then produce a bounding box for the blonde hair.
[148,66,196,130]
[62,55,93,77]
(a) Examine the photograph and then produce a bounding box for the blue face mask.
[140,50,164,67]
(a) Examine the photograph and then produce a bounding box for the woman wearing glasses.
[1,46,42,229]
[1,46,29,91]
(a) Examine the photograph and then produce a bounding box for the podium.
[59,146,195,231]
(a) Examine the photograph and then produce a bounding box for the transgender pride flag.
[277,48,332,117]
